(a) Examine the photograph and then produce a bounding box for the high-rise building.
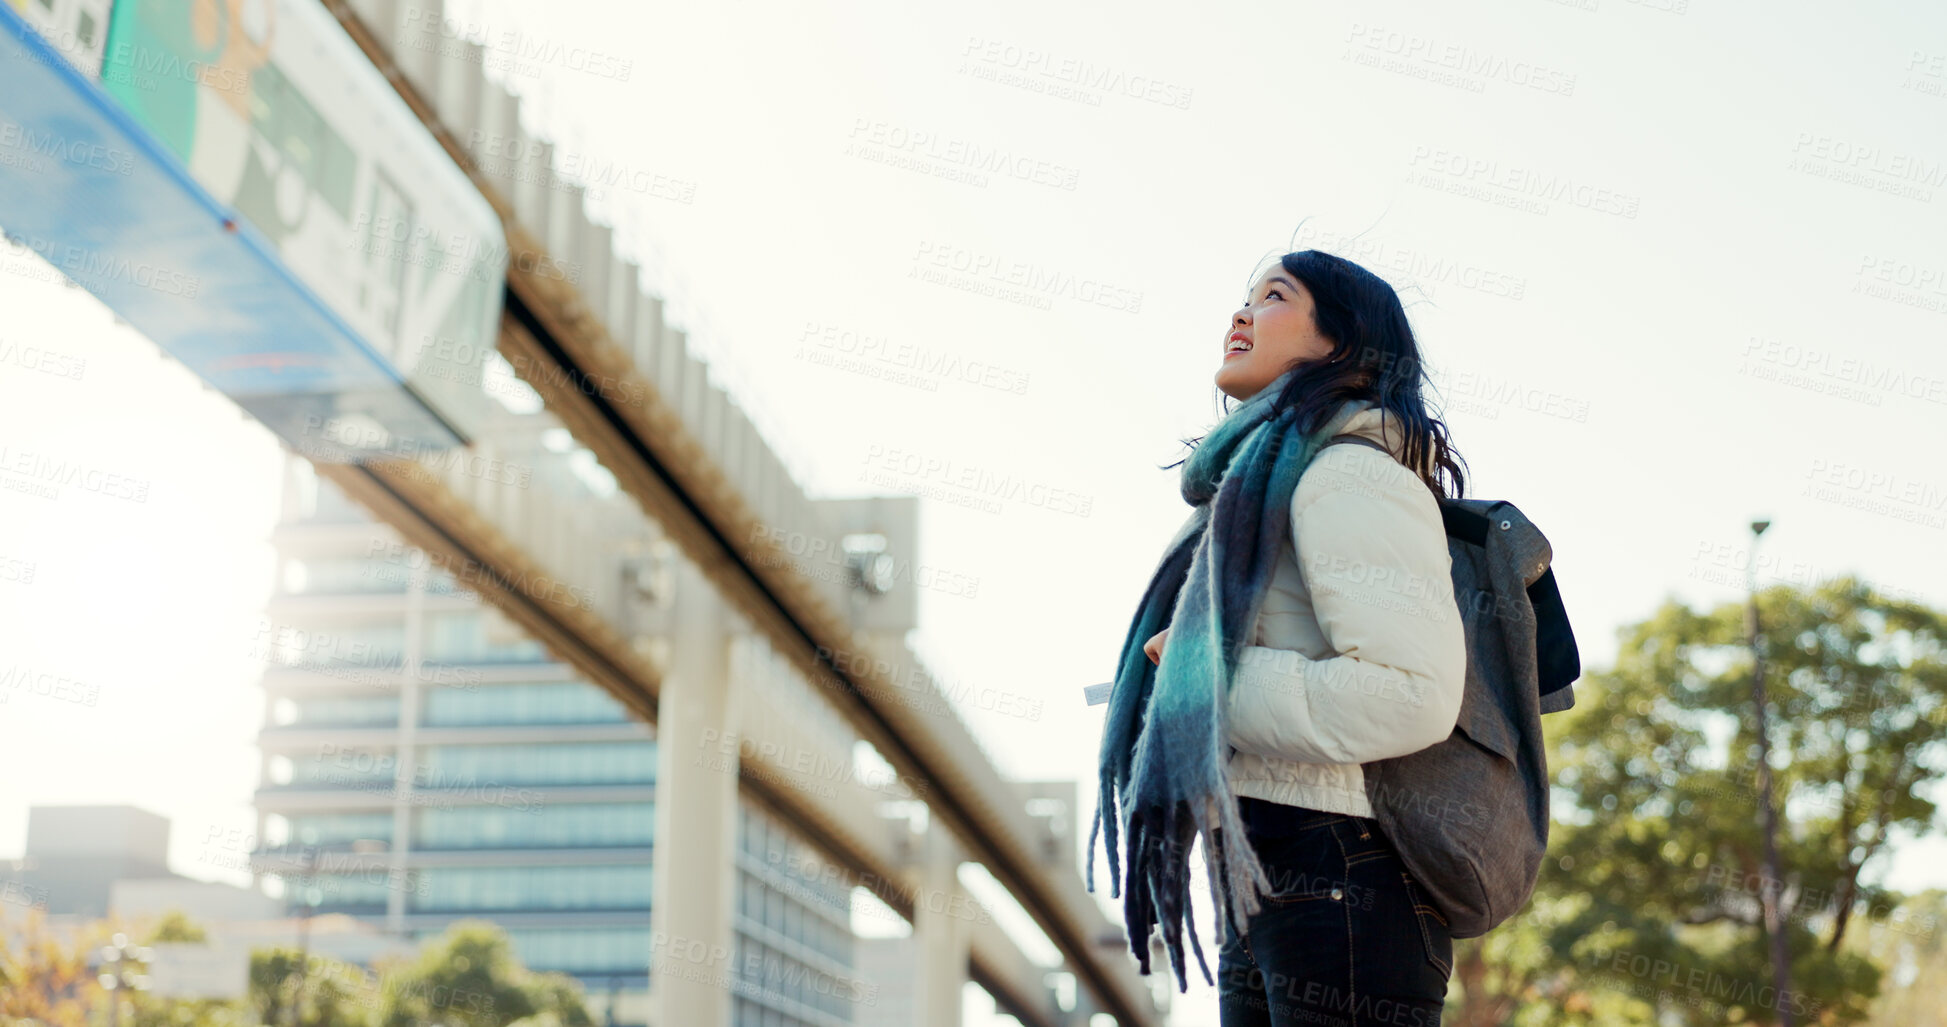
[251,450,857,1027]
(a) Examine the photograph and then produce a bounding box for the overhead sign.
[0,0,510,461]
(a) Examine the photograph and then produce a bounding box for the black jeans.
[1217,801,1453,1027]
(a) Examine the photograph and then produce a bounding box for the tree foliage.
[1,907,594,1027]
[375,921,593,1027]
[248,946,381,1027]
[0,906,109,1026]
[1446,576,1947,1026]
[144,910,209,944]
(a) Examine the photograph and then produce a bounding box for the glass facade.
[423,611,548,664]
[283,554,410,595]
[284,746,397,790]
[259,465,862,1026]
[414,803,653,849]
[413,864,652,913]
[300,870,396,913]
[286,812,395,847]
[281,621,408,669]
[502,927,656,976]
[421,681,633,727]
[417,742,656,788]
[731,805,858,1027]
[278,694,401,729]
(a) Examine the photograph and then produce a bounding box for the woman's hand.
[1143,629,1170,666]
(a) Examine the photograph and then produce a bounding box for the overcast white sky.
[4,0,1947,1023]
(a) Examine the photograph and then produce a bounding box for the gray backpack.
[1328,435,1580,939]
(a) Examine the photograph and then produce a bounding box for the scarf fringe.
[1085,767,1276,991]
[1087,375,1367,991]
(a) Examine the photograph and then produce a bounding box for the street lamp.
[1746,517,1794,1026]
[281,838,388,1027]
[97,931,152,1027]
[288,843,321,1027]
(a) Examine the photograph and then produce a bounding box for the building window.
[417,742,655,788]
[423,611,547,664]
[421,681,632,727]
[414,803,652,849]
[287,869,395,913]
[501,927,654,975]
[285,812,394,847]
[275,694,401,728]
[265,620,407,670]
[282,555,409,595]
[412,864,652,913]
[284,747,397,789]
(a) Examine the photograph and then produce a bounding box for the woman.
[1090,249,1468,1027]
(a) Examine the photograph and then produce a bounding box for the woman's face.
[1215,265,1335,402]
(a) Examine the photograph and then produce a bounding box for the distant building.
[251,451,859,1027]
[1,805,177,919]
[0,804,411,1003]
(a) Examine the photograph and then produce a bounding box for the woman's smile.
[1213,265,1335,401]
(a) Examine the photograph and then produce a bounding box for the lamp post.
[288,843,320,1027]
[282,838,386,1027]
[97,931,152,1027]
[1746,518,1793,1025]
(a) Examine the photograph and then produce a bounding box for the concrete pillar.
[913,823,972,1027]
[649,558,739,1027]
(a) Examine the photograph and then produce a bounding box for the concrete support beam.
[649,558,739,1027]
[914,824,972,1027]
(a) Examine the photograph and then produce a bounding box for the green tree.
[249,946,380,1027]
[2,907,597,1027]
[142,909,209,944]
[0,905,109,1026]
[1446,577,1947,1026]
[377,920,592,1027]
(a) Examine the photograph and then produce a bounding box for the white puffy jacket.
[1224,397,1467,818]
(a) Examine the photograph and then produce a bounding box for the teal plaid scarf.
[1088,367,1368,990]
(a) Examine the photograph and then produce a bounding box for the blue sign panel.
[0,1,506,461]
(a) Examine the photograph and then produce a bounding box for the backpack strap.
[1326,435,1579,709]
[1325,433,1389,455]
[1326,434,1490,544]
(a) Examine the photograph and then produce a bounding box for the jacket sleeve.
[1225,447,1467,766]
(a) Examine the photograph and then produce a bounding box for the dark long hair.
[1169,248,1467,500]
